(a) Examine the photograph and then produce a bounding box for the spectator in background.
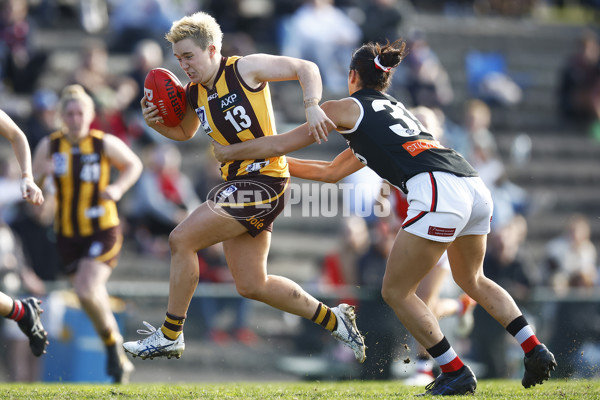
[125,39,166,144]
[0,0,48,94]
[360,0,403,44]
[357,218,405,380]
[545,213,598,291]
[9,199,60,284]
[128,39,164,114]
[129,143,201,258]
[558,29,600,129]
[70,39,138,141]
[321,216,370,301]
[107,0,188,53]
[399,30,454,109]
[544,213,599,378]
[24,89,58,154]
[453,99,529,228]
[194,243,259,346]
[279,0,362,94]
[461,99,498,165]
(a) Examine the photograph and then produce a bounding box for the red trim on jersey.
[521,335,541,354]
[440,357,465,373]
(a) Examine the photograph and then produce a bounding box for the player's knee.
[74,283,94,304]
[381,284,396,307]
[168,226,187,252]
[235,282,262,301]
[453,273,480,293]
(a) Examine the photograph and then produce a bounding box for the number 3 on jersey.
[372,99,425,137]
[224,105,251,132]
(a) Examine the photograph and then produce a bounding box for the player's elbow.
[171,126,196,141]
[321,163,344,183]
[271,141,291,157]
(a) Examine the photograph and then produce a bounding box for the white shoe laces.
[136,321,158,336]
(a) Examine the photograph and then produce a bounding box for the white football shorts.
[402,171,493,243]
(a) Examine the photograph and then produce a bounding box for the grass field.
[0,379,598,400]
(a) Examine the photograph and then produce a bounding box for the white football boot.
[331,303,366,363]
[123,321,185,360]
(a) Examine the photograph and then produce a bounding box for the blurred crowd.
[0,0,598,383]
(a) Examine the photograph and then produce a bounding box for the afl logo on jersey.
[195,106,213,134]
[53,153,69,176]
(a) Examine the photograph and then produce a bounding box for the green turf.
[0,379,598,399]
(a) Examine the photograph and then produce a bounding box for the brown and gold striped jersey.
[186,56,289,181]
[49,129,119,237]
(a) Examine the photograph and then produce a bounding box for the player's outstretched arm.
[0,110,44,205]
[237,54,336,142]
[212,122,316,163]
[211,98,358,163]
[287,148,365,183]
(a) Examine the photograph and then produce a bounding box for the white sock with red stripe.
[427,337,464,374]
[6,299,25,322]
[506,315,541,355]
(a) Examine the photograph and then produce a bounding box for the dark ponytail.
[349,39,407,91]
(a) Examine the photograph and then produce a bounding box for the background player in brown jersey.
[0,109,48,358]
[32,85,143,383]
[123,11,366,364]
[212,39,557,395]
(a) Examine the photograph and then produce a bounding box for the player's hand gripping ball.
[144,68,186,127]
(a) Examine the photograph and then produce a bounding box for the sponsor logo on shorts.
[206,180,280,220]
[88,241,104,257]
[207,181,395,219]
[428,226,456,237]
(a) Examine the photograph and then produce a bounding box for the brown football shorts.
[56,225,123,274]
[206,175,289,237]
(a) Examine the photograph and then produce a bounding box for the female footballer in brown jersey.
[123,11,366,364]
[212,39,557,395]
[33,84,142,383]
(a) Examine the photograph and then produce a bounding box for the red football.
[144,68,187,127]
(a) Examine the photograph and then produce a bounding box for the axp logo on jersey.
[219,92,241,110]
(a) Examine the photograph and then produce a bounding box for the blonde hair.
[165,12,223,53]
[58,84,95,120]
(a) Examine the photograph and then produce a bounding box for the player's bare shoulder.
[321,98,361,131]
